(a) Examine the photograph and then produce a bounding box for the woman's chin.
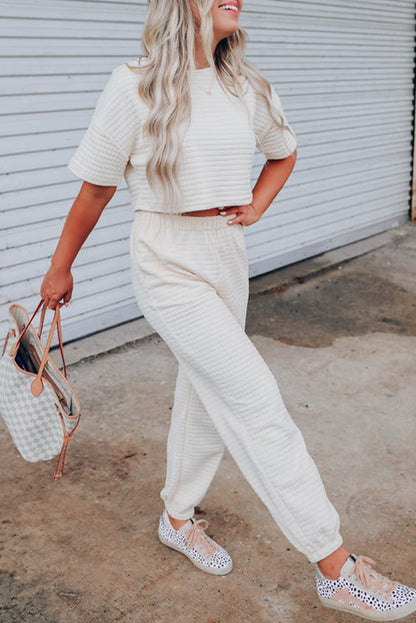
[215,26,240,40]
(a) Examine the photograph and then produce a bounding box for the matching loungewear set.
[68,58,343,563]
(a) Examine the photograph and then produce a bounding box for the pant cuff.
[307,534,344,564]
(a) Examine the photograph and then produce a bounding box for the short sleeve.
[254,84,297,160]
[68,64,140,186]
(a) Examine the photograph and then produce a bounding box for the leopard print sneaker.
[157,509,233,575]
[316,554,416,620]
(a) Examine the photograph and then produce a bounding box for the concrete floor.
[1,223,415,623]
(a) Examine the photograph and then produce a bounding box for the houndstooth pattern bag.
[0,301,81,479]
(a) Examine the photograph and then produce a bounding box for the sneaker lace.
[185,519,218,558]
[349,555,398,600]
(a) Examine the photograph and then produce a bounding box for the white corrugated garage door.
[1,0,148,341]
[245,0,415,276]
[1,0,415,341]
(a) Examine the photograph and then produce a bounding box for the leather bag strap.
[9,300,67,392]
[37,303,47,338]
[9,299,44,358]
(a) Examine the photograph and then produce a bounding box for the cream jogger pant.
[130,210,342,563]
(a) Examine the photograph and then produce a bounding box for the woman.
[40,1,416,619]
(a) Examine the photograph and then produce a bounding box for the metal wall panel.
[1,0,415,341]
[0,0,148,341]
[243,0,415,275]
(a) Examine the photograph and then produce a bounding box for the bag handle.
[37,303,47,338]
[9,300,67,391]
[9,299,44,358]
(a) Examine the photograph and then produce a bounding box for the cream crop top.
[68,58,297,213]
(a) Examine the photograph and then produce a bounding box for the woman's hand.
[40,265,73,310]
[219,202,262,226]
[221,154,297,227]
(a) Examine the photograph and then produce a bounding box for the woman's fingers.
[225,212,238,224]
[228,213,243,225]
[40,267,73,309]
[219,206,239,224]
[219,203,260,226]
[63,291,72,305]
[42,293,61,310]
[49,295,64,310]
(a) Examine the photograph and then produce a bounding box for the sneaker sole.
[158,532,233,576]
[318,595,416,621]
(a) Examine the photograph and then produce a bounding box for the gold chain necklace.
[192,69,215,96]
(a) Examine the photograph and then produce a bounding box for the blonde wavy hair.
[127,0,295,212]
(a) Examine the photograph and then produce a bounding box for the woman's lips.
[219,4,239,17]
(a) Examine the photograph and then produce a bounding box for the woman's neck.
[194,36,218,69]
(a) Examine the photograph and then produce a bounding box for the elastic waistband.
[134,209,238,233]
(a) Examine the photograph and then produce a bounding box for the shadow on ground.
[246,232,416,347]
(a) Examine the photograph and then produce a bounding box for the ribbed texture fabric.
[130,211,342,563]
[68,59,297,213]
[68,121,130,187]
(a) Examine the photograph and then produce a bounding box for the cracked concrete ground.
[1,223,415,623]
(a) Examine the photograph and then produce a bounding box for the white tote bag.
[0,301,81,479]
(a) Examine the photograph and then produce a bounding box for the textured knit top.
[68,58,297,213]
